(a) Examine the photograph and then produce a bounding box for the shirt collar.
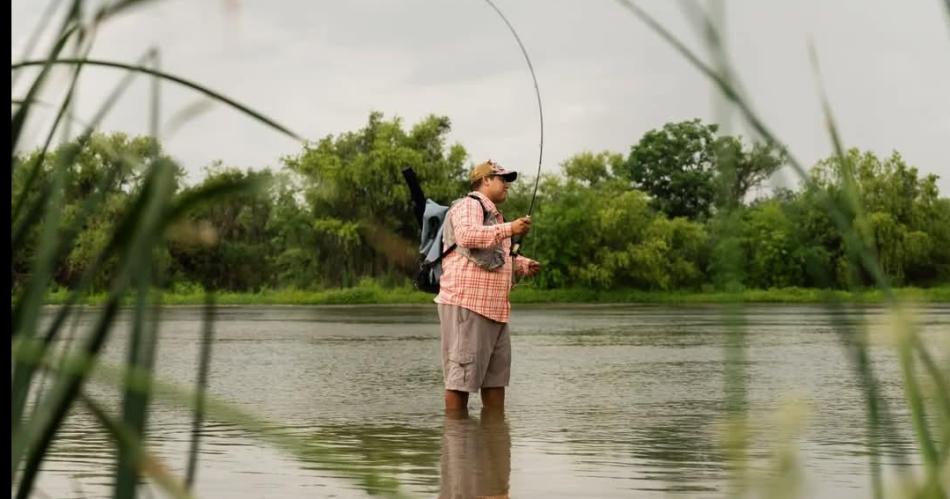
[469,191,500,215]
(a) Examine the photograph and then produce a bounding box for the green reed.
[11,1,423,497]
[617,1,949,497]
[11,1,306,498]
[12,1,949,498]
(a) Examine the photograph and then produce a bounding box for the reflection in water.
[294,423,442,494]
[440,410,511,499]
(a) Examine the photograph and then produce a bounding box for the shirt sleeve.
[451,198,512,249]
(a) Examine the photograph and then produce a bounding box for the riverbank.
[43,284,950,305]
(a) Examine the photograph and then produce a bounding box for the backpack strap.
[424,194,493,267]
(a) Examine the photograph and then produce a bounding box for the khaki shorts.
[437,304,511,393]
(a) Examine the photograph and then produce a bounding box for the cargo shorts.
[437,304,511,393]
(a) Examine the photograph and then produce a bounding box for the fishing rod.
[482,0,544,256]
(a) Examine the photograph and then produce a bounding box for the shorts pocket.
[448,350,474,365]
[447,351,474,387]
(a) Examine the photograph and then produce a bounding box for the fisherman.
[435,159,541,413]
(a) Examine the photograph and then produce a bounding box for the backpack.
[414,194,489,294]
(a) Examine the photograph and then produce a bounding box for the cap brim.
[499,171,518,181]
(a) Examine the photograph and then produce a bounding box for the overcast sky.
[12,0,950,194]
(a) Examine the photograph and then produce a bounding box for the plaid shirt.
[435,192,534,323]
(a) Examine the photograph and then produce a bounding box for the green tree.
[622,119,719,220]
[561,150,624,186]
[801,149,945,286]
[12,132,183,290]
[168,165,275,291]
[527,154,708,290]
[714,137,786,210]
[282,112,468,287]
[621,119,786,220]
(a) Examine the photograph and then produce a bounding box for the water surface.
[32,303,950,498]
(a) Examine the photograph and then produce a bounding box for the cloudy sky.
[12,0,950,194]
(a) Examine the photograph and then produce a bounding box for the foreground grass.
[43,284,950,306]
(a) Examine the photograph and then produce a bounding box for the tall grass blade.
[11,59,305,142]
[13,47,176,228]
[10,142,71,438]
[161,98,215,140]
[810,43,946,494]
[113,269,154,499]
[10,98,91,128]
[11,31,102,230]
[185,292,215,490]
[12,158,164,486]
[915,341,950,451]
[27,295,84,425]
[81,360,415,499]
[147,47,160,138]
[615,1,899,298]
[805,43,894,497]
[14,47,182,296]
[13,166,260,495]
[898,332,943,494]
[10,19,80,164]
[114,160,173,499]
[11,0,66,89]
[79,392,195,499]
[617,3,941,496]
[832,311,889,499]
[13,45,246,363]
[59,36,80,144]
[12,298,120,497]
[34,171,262,355]
[12,143,133,339]
[93,0,159,22]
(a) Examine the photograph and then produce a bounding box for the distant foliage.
[14,118,949,293]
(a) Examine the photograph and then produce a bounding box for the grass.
[41,284,950,306]
[615,1,950,497]
[12,0,950,498]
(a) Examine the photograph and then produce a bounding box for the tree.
[621,119,786,220]
[281,111,469,287]
[12,132,184,290]
[802,149,946,286]
[526,174,707,290]
[714,137,786,209]
[622,119,719,220]
[167,165,275,291]
[561,150,623,186]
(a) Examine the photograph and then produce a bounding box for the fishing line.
[482,0,544,255]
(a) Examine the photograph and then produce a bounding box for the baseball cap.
[469,159,518,183]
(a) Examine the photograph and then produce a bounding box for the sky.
[12,0,950,194]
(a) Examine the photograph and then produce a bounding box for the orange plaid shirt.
[435,192,534,323]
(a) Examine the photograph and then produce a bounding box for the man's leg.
[480,322,511,411]
[445,389,470,412]
[480,387,505,409]
[439,304,474,412]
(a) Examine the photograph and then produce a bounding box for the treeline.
[12,113,950,294]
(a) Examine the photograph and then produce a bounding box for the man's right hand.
[510,216,532,236]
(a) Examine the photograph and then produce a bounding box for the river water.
[31,303,950,498]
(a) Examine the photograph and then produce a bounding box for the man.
[435,159,541,412]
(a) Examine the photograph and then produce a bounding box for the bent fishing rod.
[483,0,544,256]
